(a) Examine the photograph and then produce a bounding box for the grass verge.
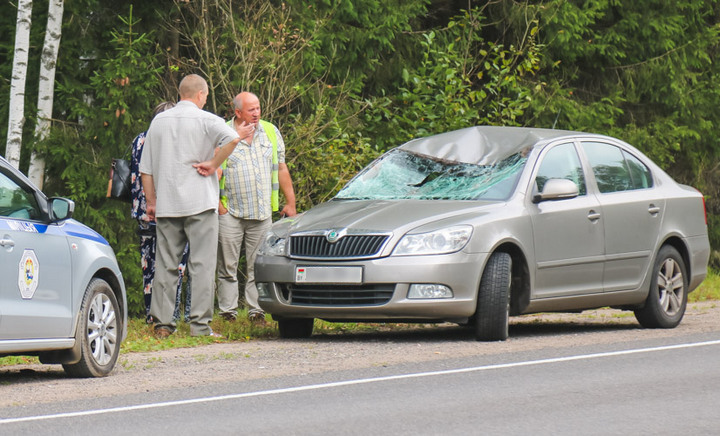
[688,268,720,301]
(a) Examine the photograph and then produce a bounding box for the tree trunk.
[28,0,65,189]
[5,0,33,169]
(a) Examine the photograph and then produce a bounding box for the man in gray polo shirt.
[140,74,242,338]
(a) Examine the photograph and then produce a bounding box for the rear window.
[581,142,653,193]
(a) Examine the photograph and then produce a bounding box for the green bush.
[363,10,541,151]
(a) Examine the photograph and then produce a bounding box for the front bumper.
[254,251,488,322]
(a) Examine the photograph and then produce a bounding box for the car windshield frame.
[335,148,528,201]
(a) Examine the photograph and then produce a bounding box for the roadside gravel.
[1,301,718,408]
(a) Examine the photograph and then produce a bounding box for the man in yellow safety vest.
[216,92,297,323]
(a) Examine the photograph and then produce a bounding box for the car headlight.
[393,225,472,256]
[259,232,287,256]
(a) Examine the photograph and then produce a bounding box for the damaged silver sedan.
[254,126,710,341]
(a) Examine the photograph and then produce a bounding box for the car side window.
[582,141,653,193]
[0,171,41,220]
[535,142,587,195]
[623,150,653,189]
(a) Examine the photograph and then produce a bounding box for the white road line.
[2,339,720,425]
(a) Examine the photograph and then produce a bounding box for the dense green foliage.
[2,0,720,315]
[38,7,165,312]
[523,0,720,261]
[364,10,542,149]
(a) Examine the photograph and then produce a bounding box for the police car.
[0,155,127,377]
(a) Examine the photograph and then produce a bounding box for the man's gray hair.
[153,101,176,118]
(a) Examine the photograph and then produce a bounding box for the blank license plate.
[295,266,362,284]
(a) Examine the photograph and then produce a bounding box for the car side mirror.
[532,178,579,203]
[49,197,75,222]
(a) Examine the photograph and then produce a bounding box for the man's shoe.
[249,312,267,326]
[208,329,224,338]
[154,327,172,339]
[191,328,224,338]
[220,312,237,321]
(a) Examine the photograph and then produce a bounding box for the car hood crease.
[281,199,499,235]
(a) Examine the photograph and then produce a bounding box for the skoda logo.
[326,230,341,243]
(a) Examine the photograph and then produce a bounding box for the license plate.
[295,266,362,284]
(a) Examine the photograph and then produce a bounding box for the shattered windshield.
[336,148,528,201]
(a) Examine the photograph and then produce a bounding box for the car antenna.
[552,108,562,129]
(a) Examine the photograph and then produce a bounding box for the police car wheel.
[63,279,121,377]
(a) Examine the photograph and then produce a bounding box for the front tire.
[278,318,314,339]
[63,279,121,377]
[475,252,512,341]
[634,245,688,329]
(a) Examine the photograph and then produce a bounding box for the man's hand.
[218,201,228,215]
[146,203,156,221]
[193,161,219,177]
[236,121,255,142]
[280,203,297,218]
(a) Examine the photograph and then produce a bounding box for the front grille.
[281,284,394,306]
[290,234,388,259]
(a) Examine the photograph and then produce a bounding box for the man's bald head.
[178,74,209,108]
[179,74,208,99]
[233,92,261,125]
[233,92,259,111]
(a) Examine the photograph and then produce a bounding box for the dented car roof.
[399,126,582,165]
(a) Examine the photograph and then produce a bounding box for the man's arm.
[140,173,156,221]
[192,137,240,176]
[278,163,297,217]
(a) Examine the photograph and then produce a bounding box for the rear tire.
[634,246,687,328]
[63,279,121,377]
[278,318,314,339]
[475,252,512,341]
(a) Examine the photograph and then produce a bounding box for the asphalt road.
[2,329,720,435]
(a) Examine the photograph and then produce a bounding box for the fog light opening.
[408,284,453,299]
[257,282,271,298]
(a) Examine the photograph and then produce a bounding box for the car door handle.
[0,238,15,247]
[648,204,660,215]
[587,210,601,222]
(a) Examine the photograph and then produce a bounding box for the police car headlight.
[259,232,287,256]
[393,225,472,256]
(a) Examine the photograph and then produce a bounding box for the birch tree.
[5,0,33,169]
[28,0,65,188]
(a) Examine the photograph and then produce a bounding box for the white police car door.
[0,170,73,339]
